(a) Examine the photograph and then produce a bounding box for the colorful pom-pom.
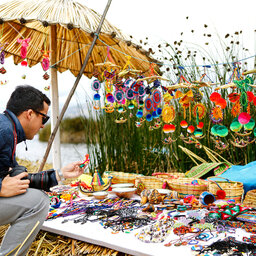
[93,93,101,101]
[211,125,228,137]
[194,129,203,138]
[163,124,176,133]
[156,107,162,116]
[230,120,242,132]
[136,110,143,118]
[106,93,115,103]
[238,112,251,124]
[210,92,221,102]
[244,118,255,130]
[146,114,153,122]
[215,98,227,109]
[187,125,195,134]
[197,122,204,129]
[180,120,188,128]
[216,189,226,199]
[247,91,255,102]
[128,103,134,109]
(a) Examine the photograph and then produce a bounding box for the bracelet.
[56,168,65,182]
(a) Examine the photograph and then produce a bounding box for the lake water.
[16,135,89,167]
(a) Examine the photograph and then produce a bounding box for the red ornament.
[247,91,255,102]
[210,92,221,102]
[228,92,240,103]
[215,98,227,109]
[21,60,28,67]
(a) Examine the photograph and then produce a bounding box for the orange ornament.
[212,106,223,120]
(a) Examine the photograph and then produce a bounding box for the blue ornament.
[136,110,143,118]
[93,93,101,101]
[152,111,158,119]
[146,114,153,122]
[156,107,162,116]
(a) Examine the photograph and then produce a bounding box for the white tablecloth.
[41,194,250,256]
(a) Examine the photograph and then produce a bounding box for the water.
[16,135,89,167]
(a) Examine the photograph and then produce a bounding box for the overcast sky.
[0,0,255,114]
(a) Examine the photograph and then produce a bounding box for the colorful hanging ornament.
[162,105,175,123]
[41,49,50,80]
[17,38,31,59]
[44,85,50,91]
[230,118,242,132]
[215,97,227,109]
[17,38,31,79]
[210,106,223,123]
[180,120,188,128]
[145,97,153,111]
[228,92,240,103]
[193,103,206,119]
[152,89,161,105]
[197,122,204,129]
[211,136,229,151]
[193,129,203,138]
[135,118,145,128]
[231,100,241,117]
[136,109,143,118]
[163,124,176,133]
[126,88,134,100]
[244,118,255,131]
[114,90,124,103]
[187,125,195,134]
[210,92,221,102]
[238,112,251,125]
[106,93,115,103]
[211,125,228,137]
[91,79,101,110]
[146,114,153,122]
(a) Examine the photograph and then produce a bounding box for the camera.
[9,165,50,191]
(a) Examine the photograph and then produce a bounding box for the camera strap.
[4,111,17,161]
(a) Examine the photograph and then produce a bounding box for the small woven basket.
[242,189,256,207]
[167,178,208,198]
[152,172,185,179]
[135,176,164,190]
[207,176,244,203]
[103,171,139,184]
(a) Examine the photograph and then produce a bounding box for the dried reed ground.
[0,159,131,256]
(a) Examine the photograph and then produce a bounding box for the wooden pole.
[50,25,62,171]
[38,0,113,172]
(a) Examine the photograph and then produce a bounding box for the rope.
[5,22,256,72]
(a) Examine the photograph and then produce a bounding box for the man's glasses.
[33,110,50,125]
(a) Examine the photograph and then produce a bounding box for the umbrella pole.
[38,0,113,172]
[50,24,62,171]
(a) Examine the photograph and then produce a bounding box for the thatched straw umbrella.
[0,0,159,171]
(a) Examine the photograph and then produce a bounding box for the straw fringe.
[0,0,160,78]
[0,225,131,256]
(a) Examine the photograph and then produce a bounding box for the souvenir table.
[41,191,256,256]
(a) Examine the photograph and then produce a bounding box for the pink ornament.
[17,38,31,59]
[238,112,251,124]
[42,57,50,71]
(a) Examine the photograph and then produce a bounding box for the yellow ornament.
[162,105,175,123]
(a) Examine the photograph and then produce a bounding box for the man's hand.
[0,172,30,197]
[60,161,87,180]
